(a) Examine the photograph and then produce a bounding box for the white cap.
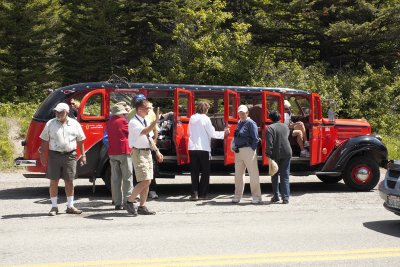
[54,103,70,112]
[238,105,248,113]
[284,100,291,108]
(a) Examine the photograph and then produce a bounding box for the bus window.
[178,92,189,118]
[83,94,103,116]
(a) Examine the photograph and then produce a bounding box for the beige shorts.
[131,148,153,182]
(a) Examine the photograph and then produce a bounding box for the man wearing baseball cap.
[39,102,86,216]
[231,104,262,204]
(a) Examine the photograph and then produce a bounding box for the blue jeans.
[271,158,291,200]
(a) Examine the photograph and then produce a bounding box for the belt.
[133,147,151,151]
[50,150,75,155]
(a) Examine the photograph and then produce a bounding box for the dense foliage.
[0,0,399,134]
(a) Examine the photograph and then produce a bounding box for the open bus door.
[261,91,284,166]
[224,89,240,165]
[310,92,323,165]
[78,88,107,158]
[173,88,194,165]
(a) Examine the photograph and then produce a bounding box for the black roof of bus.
[33,82,310,121]
[56,81,310,95]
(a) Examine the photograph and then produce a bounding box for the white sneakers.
[232,198,263,204]
[149,191,159,199]
[300,150,310,157]
[251,199,263,204]
[231,198,240,203]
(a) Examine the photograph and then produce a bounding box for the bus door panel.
[261,91,284,166]
[310,93,323,165]
[174,88,194,165]
[224,89,239,165]
[78,89,107,157]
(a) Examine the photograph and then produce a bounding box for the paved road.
[1,171,400,266]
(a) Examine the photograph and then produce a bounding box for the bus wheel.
[343,156,380,191]
[317,175,342,183]
[102,164,112,193]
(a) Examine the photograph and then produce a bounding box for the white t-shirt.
[284,112,291,126]
[39,118,86,152]
[128,115,154,149]
[188,113,224,152]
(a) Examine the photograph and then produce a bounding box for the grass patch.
[0,102,37,138]
[0,118,14,169]
[381,134,400,160]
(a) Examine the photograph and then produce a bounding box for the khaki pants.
[234,147,262,201]
[109,154,133,205]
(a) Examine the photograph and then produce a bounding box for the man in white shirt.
[125,99,163,216]
[39,103,86,216]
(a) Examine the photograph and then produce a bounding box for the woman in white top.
[188,102,229,200]
[284,100,309,157]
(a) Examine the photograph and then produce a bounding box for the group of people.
[188,100,310,205]
[40,95,163,216]
[39,97,309,216]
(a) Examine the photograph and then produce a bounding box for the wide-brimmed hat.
[111,104,128,116]
[54,103,70,112]
[268,157,279,176]
[238,105,248,113]
[116,101,128,107]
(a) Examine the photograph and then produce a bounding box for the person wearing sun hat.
[106,104,133,210]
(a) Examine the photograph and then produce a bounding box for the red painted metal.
[224,89,239,165]
[25,120,46,172]
[173,88,193,165]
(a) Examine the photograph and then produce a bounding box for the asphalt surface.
[1,170,400,267]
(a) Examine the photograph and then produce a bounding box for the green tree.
[128,0,259,85]
[121,0,178,72]
[58,0,125,84]
[0,0,61,102]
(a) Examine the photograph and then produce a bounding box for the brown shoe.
[48,207,59,216]
[137,206,156,215]
[66,206,82,214]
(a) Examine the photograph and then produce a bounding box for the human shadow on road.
[0,180,360,202]
[2,213,50,219]
[83,212,135,221]
[0,185,111,201]
[363,220,400,238]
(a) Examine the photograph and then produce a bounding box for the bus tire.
[343,156,380,191]
[317,175,342,184]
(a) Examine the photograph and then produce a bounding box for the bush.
[0,118,13,168]
[382,135,400,160]
[0,102,38,138]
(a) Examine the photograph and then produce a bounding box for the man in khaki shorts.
[125,98,163,216]
[39,103,86,216]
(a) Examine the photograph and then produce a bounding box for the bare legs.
[292,122,309,156]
